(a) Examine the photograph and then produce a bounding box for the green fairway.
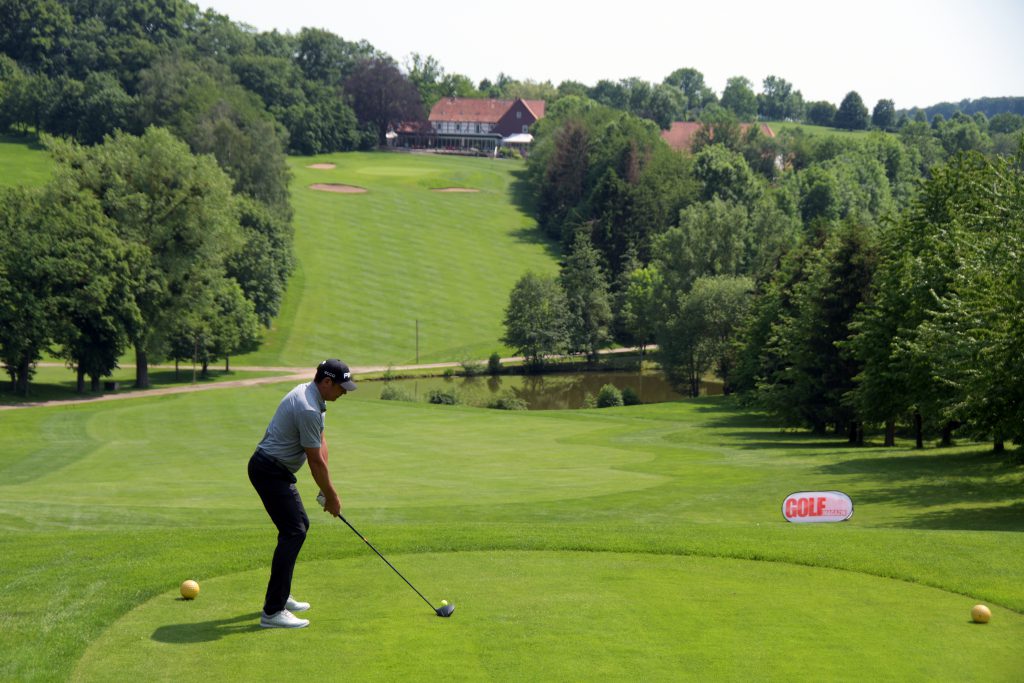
[74,552,1024,681]
[237,152,559,367]
[765,120,880,140]
[0,134,52,188]
[2,386,1022,681]
[0,143,559,370]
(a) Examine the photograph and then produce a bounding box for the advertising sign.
[782,491,854,523]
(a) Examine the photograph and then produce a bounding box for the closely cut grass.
[766,120,882,140]
[1,387,1022,681]
[0,143,561,369]
[237,152,559,367]
[0,133,52,188]
[73,552,1024,681]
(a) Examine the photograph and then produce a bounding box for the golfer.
[248,358,356,629]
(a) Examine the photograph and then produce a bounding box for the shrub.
[461,357,485,376]
[487,394,528,410]
[427,388,459,405]
[621,386,640,406]
[380,383,416,402]
[488,352,502,375]
[596,384,624,408]
[582,392,597,409]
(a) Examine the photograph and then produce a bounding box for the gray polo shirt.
[256,382,327,473]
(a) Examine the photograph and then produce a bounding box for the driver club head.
[435,603,455,618]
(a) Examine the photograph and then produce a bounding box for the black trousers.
[248,450,309,615]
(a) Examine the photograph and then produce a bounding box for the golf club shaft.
[337,514,437,611]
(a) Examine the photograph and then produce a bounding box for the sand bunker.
[307,163,336,169]
[310,183,367,194]
[432,187,479,193]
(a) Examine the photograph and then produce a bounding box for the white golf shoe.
[285,595,310,612]
[260,609,309,629]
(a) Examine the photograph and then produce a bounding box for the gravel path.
[2,349,645,411]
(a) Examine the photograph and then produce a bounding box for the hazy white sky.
[201,0,1023,110]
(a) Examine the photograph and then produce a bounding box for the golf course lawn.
[2,385,1022,681]
[236,152,559,368]
[1,143,1021,680]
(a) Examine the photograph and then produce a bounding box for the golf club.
[332,510,455,618]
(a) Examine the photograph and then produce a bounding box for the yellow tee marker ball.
[180,579,200,600]
[970,604,991,623]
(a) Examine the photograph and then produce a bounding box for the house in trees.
[660,121,775,152]
[395,98,546,155]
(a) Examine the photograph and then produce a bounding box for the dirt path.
[3,349,646,411]
[0,362,454,411]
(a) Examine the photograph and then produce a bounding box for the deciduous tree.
[51,127,242,388]
[502,272,569,370]
[720,76,758,120]
[345,56,424,146]
[835,91,869,130]
[871,98,896,131]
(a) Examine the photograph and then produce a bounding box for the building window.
[522,125,529,133]
[516,111,522,119]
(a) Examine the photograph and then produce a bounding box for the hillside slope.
[237,152,560,367]
[0,141,560,368]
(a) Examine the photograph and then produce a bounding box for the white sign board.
[782,491,854,523]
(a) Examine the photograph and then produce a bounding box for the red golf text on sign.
[782,491,853,523]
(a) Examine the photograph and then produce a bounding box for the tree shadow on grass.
[885,502,1024,531]
[691,399,1024,531]
[719,433,854,450]
[152,612,262,643]
[507,168,537,216]
[505,168,561,260]
[817,448,1024,530]
[692,400,854,450]
[0,132,45,150]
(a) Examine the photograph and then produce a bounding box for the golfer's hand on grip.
[317,490,342,517]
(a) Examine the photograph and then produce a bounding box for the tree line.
[3,0,1022,439]
[0,128,282,393]
[504,97,1023,451]
[6,0,1022,155]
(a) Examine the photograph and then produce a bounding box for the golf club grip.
[337,515,436,610]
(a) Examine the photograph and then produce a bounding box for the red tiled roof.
[520,99,546,119]
[429,98,546,123]
[661,122,703,151]
[661,122,775,151]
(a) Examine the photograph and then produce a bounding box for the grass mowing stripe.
[237,152,559,367]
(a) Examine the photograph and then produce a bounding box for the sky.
[200,0,1023,110]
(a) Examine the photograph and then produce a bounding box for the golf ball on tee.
[971,604,991,623]
[440,600,448,607]
[180,579,200,600]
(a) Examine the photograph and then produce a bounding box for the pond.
[354,370,722,410]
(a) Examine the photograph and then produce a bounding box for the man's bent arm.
[306,437,340,516]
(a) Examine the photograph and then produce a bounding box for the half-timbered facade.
[394,98,545,154]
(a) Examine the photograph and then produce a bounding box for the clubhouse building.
[393,97,546,155]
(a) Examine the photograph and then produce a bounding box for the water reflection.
[358,371,722,410]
